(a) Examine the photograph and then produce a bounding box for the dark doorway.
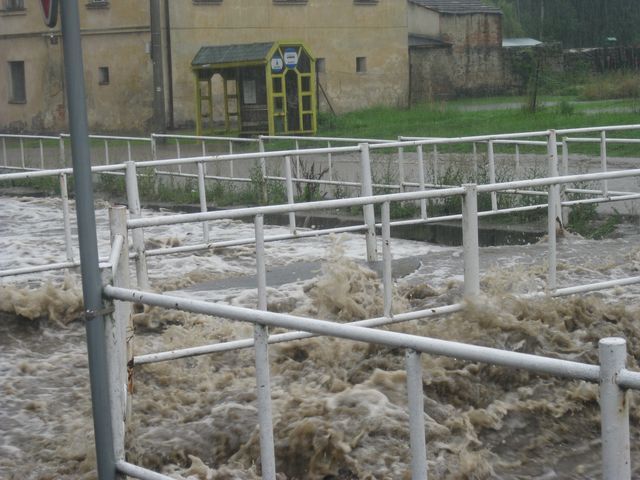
[285,70,299,132]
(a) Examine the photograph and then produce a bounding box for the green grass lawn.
[316,97,640,156]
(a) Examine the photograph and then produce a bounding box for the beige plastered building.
[0,0,502,134]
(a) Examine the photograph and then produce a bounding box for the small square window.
[98,66,110,85]
[356,57,367,73]
[86,0,109,9]
[8,61,26,103]
[3,0,24,11]
[316,58,326,73]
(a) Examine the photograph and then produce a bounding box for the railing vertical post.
[547,130,562,224]
[259,137,268,204]
[254,215,277,480]
[432,145,439,186]
[176,140,183,175]
[600,130,609,198]
[405,349,428,480]
[397,139,405,193]
[599,337,631,480]
[197,161,209,243]
[327,141,333,182]
[20,138,25,169]
[229,140,235,178]
[472,142,478,181]
[58,135,65,168]
[2,137,7,167]
[59,173,74,262]
[151,134,157,160]
[487,140,497,211]
[462,184,480,297]
[561,138,569,176]
[295,139,301,178]
[515,144,521,177]
[381,201,393,318]
[561,137,570,226]
[125,161,150,290]
[39,139,45,169]
[417,145,427,219]
[105,140,110,165]
[201,140,207,176]
[107,206,133,472]
[127,141,132,163]
[359,143,377,262]
[547,179,557,292]
[284,156,297,235]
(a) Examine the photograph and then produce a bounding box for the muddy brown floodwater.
[1,195,640,479]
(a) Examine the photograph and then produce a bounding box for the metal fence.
[2,127,640,478]
[102,166,640,480]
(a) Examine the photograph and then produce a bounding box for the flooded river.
[1,195,640,479]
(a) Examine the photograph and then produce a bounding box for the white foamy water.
[2,195,640,479]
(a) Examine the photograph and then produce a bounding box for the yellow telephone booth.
[192,41,317,136]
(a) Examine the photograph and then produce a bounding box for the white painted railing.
[3,126,640,479]
[100,166,640,478]
[3,126,640,280]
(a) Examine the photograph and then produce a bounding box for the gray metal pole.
[59,1,116,479]
[462,184,480,297]
[599,337,631,480]
[406,349,428,480]
[254,215,277,479]
[359,143,377,262]
[150,0,166,132]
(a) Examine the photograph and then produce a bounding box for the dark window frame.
[273,0,308,5]
[2,0,25,11]
[356,57,367,74]
[8,60,26,104]
[98,66,110,85]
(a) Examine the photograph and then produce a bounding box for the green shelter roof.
[191,42,275,67]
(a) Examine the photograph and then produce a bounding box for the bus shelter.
[191,41,317,136]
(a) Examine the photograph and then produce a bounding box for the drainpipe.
[150,0,166,132]
[162,0,174,129]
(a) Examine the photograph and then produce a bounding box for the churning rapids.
[2,194,640,479]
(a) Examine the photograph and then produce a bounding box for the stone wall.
[410,45,506,103]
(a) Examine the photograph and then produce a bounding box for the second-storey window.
[9,61,26,103]
[3,0,25,11]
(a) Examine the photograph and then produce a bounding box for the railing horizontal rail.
[116,461,174,480]
[126,168,640,230]
[133,304,464,365]
[144,223,368,257]
[0,133,60,140]
[261,135,391,144]
[152,133,258,143]
[565,137,640,144]
[105,285,606,382]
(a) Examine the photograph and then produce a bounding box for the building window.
[86,1,110,9]
[273,0,308,4]
[356,57,367,73]
[2,0,24,11]
[354,0,378,4]
[193,0,222,4]
[98,67,110,85]
[8,61,26,103]
[316,58,326,73]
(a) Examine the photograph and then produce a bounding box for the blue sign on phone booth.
[284,47,298,69]
[271,52,284,73]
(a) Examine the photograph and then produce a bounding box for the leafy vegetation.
[488,0,640,47]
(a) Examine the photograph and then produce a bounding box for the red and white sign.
[40,0,59,28]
